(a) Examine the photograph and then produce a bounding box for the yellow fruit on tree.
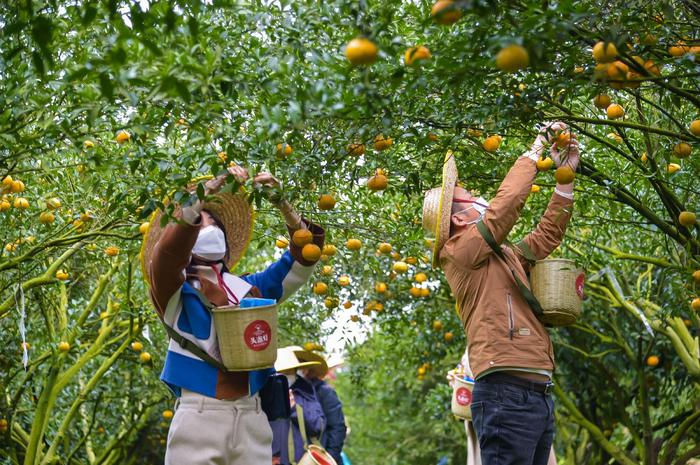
[343,301,352,309]
[275,236,289,249]
[640,152,648,163]
[322,244,337,256]
[420,288,430,297]
[427,132,439,142]
[392,261,409,273]
[495,44,530,72]
[692,270,700,283]
[139,222,150,235]
[689,120,700,136]
[433,320,443,331]
[406,257,418,265]
[46,197,61,209]
[338,275,351,286]
[415,272,427,283]
[375,282,387,293]
[302,244,322,262]
[691,298,700,312]
[679,211,696,227]
[13,197,29,209]
[668,43,688,56]
[131,341,144,352]
[646,355,659,367]
[391,251,401,261]
[531,184,541,193]
[321,265,333,276]
[11,180,25,193]
[593,94,611,109]
[367,173,388,191]
[217,151,227,162]
[643,60,661,76]
[2,175,13,189]
[0,419,8,432]
[5,243,17,253]
[0,200,10,212]
[139,352,152,363]
[346,238,362,251]
[410,286,422,297]
[554,166,575,184]
[607,104,624,119]
[417,366,426,376]
[673,143,691,158]
[105,246,119,257]
[348,143,365,156]
[345,37,378,65]
[374,134,393,151]
[378,242,392,254]
[431,0,461,24]
[555,132,573,149]
[592,41,618,63]
[606,60,628,80]
[667,163,681,174]
[405,45,431,66]
[607,132,622,144]
[163,410,174,420]
[444,332,454,342]
[115,130,131,144]
[482,135,502,152]
[58,341,70,352]
[318,194,336,210]
[83,140,95,149]
[39,211,55,224]
[313,282,328,295]
[324,297,338,309]
[276,143,293,158]
[536,157,554,171]
[292,229,313,247]
[56,270,69,280]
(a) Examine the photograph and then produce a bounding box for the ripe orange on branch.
[276,143,293,158]
[312,282,328,295]
[689,120,700,136]
[275,236,289,249]
[691,298,700,311]
[345,37,378,65]
[495,44,530,72]
[404,45,431,66]
[374,134,393,151]
[322,244,337,256]
[607,104,625,120]
[318,194,336,210]
[292,229,313,247]
[482,135,502,152]
[673,143,691,158]
[592,41,618,63]
[367,173,388,191]
[431,0,461,25]
[646,355,659,367]
[302,244,322,262]
[346,238,362,251]
[554,167,576,184]
[347,143,365,156]
[378,243,393,254]
[115,130,131,144]
[667,163,681,174]
[679,211,696,227]
[593,94,611,109]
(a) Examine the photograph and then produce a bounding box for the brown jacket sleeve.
[515,192,574,269]
[442,156,537,269]
[149,211,200,315]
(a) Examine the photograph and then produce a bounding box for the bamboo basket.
[211,298,277,371]
[298,445,338,465]
[530,259,584,326]
[451,377,474,420]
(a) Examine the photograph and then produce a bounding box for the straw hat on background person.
[140,184,255,285]
[422,151,458,268]
[294,348,329,379]
[275,346,322,374]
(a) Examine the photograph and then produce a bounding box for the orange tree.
[1,0,698,464]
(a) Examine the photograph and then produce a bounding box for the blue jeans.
[471,375,555,465]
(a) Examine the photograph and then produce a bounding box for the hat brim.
[432,151,458,268]
[275,360,322,373]
[140,189,254,287]
[294,350,329,378]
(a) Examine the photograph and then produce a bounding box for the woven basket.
[451,377,474,420]
[530,259,584,326]
[211,298,277,371]
[298,445,338,465]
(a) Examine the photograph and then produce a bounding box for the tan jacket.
[441,157,573,378]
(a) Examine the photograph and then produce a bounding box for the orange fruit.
[375,282,387,293]
[530,184,541,193]
[406,256,418,265]
[404,45,431,66]
[275,236,289,249]
[415,272,427,283]
[690,120,700,136]
[482,135,502,152]
[393,261,409,273]
[217,151,227,162]
[420,288,430,297]
[673,143,691,158]
[643,60,661,76]
[679,211,696,227]
[554,166,575,184]
[646,355,659,367]
[343,301,352,309]
[536,157,554,171]
[410,286,422,297]
[324,297,338,309]
[345,37,378,65]
[0,200,10,212]
[58,341,70,352]
[322,244,337,256]
[427,132,439,142]
[691,297,700,311]
[346,238,362,251]
[318,194,336,210]
[444,332,454,342]
[374,134,393,151]
[139,352,152,363]
[39,211,55,224]
[495,44,530,72]
[131,341,143,352]
[2,175,13,189]
[431,0,461,24]
[667,163,681,174]
[555,132,573,149]
[378,242,393,254]
[348,143,365,156]
[104,246,119,257]
[638,34,657,45]
[312,282,328,295]
[13,197,29,209]
[321,265,333,276]
[668,42,689,56]
[337,275,351,286]
[276,143,293,158]
[0,419,8,432]
[162,410,174,420]
[593,94,611,109]
[367,174,388,191]
[11,180,25,193]
[693,270,700,283]
[640,152,648,163]
[302,244,322,261]
[46,197,61,209]
[592,41,618,63]
[115,130,131,144]
[607,103,625,119]
[432,320,443,331]
[292,229,313,247]
[606,60,629,80]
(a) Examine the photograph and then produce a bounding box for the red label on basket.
[310,450,333,465]
[576,273,585,300]
[244,320,272,351]
[456,387,472,406]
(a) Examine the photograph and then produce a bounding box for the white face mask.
[192,225,227,261]
[285,373,297,387]
[454,197,490,225]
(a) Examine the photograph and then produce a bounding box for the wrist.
[554,183,574,199]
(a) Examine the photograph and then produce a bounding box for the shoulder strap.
[288,403,309,465]
[161,322,229,372]
[514,240,537,265]
[476,221,544,317]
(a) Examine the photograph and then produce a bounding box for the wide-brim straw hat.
[422,151,458,268]
[294,348,329,378]
[275,346,322,373]
[140,186,254,286]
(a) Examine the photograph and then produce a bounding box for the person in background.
[297,349,348,465]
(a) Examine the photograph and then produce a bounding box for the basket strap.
[476,221,544,317]
[161,322,228,372]
[288,426,296,465]
[513,240,538,265]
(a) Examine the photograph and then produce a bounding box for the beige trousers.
[165,389,272,465]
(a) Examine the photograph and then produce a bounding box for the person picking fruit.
[423,121,579,465]
[142,165,324,465]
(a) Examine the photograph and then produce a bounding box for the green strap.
[476,221,544,317]
[288,403,322,464]
[161,322,229,372]
[514,240,537,265]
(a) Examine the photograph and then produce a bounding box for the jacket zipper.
[507,292,515,340]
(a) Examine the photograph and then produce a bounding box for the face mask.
[192,225,226,261]
[453,197,490,225]
[285,373,297,387]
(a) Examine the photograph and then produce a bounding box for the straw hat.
[275,346,322,373]
[140,189,254,285]
[422,151,458,268]
[294,348,329,378]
